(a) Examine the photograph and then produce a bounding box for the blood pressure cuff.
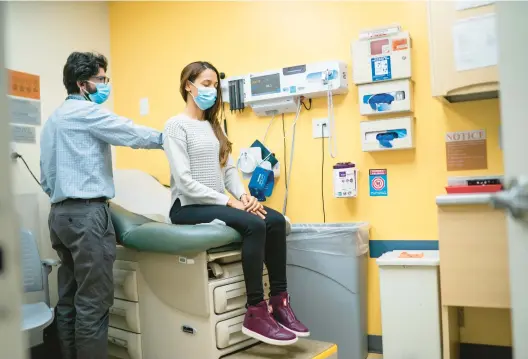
[248,166,275,202]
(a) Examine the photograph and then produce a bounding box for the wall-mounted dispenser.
[358,79,414,116]
[360,116,415,152]
[333,162,357,198]
[352,25,412,85]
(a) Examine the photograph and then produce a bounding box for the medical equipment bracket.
[223,61,349,117]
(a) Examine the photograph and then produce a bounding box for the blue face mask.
[191,82,217,111]
[85,82,111,104]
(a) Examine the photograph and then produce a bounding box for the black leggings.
[170,199,287,305]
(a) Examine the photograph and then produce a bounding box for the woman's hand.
[227,198,246,211]
[241,194,267,219]
[241,194,260,212]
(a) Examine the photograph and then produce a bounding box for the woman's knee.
[244,213,267,236]
[264,207,286,231]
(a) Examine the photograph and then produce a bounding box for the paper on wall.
[456,0,494,11]
[452,13,497,72]
[139,97,149,116]
[11,124,36,144]
[7,70,41,126]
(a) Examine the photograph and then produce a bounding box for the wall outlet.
[313,118,329,138]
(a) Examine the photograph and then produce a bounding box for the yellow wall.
[109,1,507,343]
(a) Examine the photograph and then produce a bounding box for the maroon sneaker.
[269,292,310,337]
[242,301,298,346]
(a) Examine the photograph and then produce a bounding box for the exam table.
[106,169,337,359]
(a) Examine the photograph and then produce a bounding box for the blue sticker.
[369,169,388,196]
[290,86,296,93]
[371,56,392,82]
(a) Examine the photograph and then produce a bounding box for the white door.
[0,2,27,358]
[494,2,528,358]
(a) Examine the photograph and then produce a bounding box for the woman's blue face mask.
[83,81,111,104]
[190,82,217,111]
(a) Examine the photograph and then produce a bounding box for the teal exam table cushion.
[109,203,242,256]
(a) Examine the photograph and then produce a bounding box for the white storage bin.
[377,250,441,359]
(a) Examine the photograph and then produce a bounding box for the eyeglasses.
[92,76,110,84]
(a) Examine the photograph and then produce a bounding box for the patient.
[163,61,309,346]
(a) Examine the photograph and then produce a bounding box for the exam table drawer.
[113,260,139,302]
[438,205,510,308]
[213,276,270,314]
[216,314,250,349]
[109,299,141,333]
[108,327,142,359]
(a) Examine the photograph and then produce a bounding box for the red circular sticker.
[371,176,385,190]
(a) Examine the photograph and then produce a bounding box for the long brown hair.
[180,61,232,167]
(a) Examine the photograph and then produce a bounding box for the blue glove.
[376,129,408,148]
[363,93,395,111]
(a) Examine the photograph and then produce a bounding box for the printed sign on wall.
[445,129,487,171]
[369,169,388,196]
[371,56,392,82]
[7,69,42,126]
[11,124,36,144]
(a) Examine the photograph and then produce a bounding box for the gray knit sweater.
[163,114,246,207]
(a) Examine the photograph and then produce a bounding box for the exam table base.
[108,248,338,359]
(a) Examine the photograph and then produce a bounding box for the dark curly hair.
[63,52,108,94]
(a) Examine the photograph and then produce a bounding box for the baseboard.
[460,343,512,359]
[369,240,439,258]
[368,335,383,354]
[367,335,512,359]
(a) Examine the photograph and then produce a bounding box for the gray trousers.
[48,200,116,359]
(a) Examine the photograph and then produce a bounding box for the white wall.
[5,1,112,305]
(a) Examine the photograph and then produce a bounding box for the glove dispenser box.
[358,79,413,116]
[360,116,415,152]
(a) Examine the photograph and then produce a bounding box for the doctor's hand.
[241,194,267,219]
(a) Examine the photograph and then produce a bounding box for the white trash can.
[376,250,441,359]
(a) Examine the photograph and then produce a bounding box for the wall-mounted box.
[427,1,498,102]
[358,79,413,116]
[333,163,357,198]
[360,116,415,152]
[352,30,412,85]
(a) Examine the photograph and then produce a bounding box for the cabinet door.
[428,0,498,101]
[496,2,528,358]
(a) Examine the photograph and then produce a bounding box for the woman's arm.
[223,155,246,200]
[164,123,230,206]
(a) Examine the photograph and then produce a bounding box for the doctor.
[40,51,163,359]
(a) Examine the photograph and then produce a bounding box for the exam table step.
[224,338,337,359]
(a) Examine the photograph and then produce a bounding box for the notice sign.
[369,169,388,196]
[11,124,36,144]
[7,69,42,126]
[446,129,487,171]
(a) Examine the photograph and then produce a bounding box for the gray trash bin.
[286,223,369,359]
